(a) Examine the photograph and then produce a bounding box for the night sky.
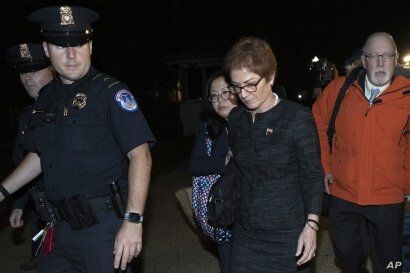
[1,0,409,105]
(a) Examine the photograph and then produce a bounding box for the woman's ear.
[268,72,276,85]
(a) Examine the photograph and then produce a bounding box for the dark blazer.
[228,100,324,230]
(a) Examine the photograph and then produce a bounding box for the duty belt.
[51,194,116,230]
[30,182,126,231]
[55,194,115,218]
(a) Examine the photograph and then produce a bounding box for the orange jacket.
[312,74,410,205]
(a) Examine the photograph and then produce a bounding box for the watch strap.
[123,212,143,223]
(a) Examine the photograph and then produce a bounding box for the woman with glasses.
[190,71,238,273]
[223,37,323,273]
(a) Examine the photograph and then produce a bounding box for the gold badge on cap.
[19,44,32,60]
[73,93,87,109]
[60,6,75,26]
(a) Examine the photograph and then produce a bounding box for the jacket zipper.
[365,102,380,116]
[365,89,410,116]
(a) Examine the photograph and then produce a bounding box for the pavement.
[0,137,356,273]
[0,167,346,273]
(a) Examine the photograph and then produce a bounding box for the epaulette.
[92,73,123,90]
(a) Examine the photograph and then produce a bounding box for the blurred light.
[293,90,310,106]
[312,56,319,63]
[404,54,410,69]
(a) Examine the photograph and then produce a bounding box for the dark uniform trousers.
[37,210,130,273]
[329,196,404,273]
[29,205,44,256]
[12,192,44,256]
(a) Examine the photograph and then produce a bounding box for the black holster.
[28,187,62,222]
[58,194,98,230]
[109,181,127,218]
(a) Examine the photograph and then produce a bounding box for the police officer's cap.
[27,6,99,47]
[5,43,49,73]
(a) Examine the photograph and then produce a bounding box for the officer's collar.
[57,66,97,90]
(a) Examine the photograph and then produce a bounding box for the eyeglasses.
[208,88,233,103]
[364,52,397,62]
[229,77,263,94]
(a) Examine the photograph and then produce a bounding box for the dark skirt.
[230,224,310,273]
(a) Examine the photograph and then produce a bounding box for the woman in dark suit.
[223,37,324,273]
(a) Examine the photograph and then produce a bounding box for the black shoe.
[19,256,38,270]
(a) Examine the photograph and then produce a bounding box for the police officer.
[0,5,155,273]
[5,43,54,270]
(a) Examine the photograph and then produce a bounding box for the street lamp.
[403,54,410,69]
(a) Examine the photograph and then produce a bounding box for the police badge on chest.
[65,92,87,116]
[73,93,87,109]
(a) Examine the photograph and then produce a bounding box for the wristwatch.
[123,212,144,223]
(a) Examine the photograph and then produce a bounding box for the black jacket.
[190,122,229,176]
[228,100,324,230]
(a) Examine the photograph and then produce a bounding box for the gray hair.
[362,32,397,54]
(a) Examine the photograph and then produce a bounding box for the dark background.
[0,0,409,130]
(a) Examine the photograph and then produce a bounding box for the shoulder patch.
[115,90,138,112]
[92,73,122,89]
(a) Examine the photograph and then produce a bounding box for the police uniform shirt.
[11,104,45,210]
[25,67,155,202]
[13,105,35,165]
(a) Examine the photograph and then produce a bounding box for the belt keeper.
[0,185,10,199]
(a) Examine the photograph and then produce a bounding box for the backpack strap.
[327,66,364,149]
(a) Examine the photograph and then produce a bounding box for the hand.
[295,224,317,266]
[324,173,333,194]
[113,221,143,270]
[9,208,24,228]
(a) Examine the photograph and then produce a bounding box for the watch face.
[129,213,142,223]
